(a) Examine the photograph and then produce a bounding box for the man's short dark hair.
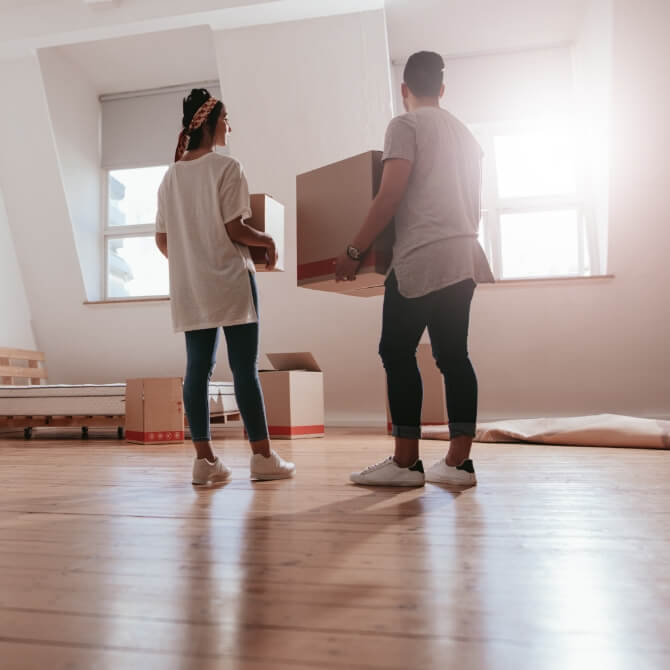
[403,51,445,97]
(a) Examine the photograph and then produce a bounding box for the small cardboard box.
[125,378,185,444]
[296,151,394,297]
[259,353,325,439]
[386,344,448,432]
[246,193,285,272]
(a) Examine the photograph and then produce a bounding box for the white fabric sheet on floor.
[422,414,670,449]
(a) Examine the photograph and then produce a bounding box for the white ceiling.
[384,0,589,61]
[49,26,219,95]
[43,0,591,96]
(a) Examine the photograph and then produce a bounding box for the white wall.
[0,188,36,350]
[392,46,575,123]
[213,9,395,424]
[38,47,102,301]
[0,54,181,386]
[469,0,669,419]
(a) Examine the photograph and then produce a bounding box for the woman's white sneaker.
[350,456,425,487]
[192,456,232,485]
[425,458,477,486]
[250,449,296,480]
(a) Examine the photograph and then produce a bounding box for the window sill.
[84,296,169,305]
[84,274,615,305]
[481,274,614,287]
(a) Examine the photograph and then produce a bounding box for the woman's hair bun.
[182,88,212,129]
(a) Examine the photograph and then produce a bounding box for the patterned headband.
[174,97,220,162]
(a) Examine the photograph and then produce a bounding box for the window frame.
[102,163,169,300]
[472,121,597,281]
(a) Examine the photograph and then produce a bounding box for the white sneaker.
[250,449,296,480]
[350,456,425,487]
[192,457,232,485]
[426,458,477,486]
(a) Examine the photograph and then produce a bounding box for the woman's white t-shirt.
[156,152,257,333]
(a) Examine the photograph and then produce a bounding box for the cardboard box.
[125,378,185,444]
[296,151,394,297]
[259,353,325,439]
[246,193,285,272]
[386,344,448,432]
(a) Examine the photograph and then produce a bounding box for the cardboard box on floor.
[296,151,394,297]
[125,378,185,444]
[246,194,285,272]
[386,344,448,433]
[259,353,324,439]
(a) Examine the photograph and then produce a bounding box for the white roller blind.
[101,82,221,169]
[392,46,574,124]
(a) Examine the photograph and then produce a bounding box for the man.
[336,50,494,487]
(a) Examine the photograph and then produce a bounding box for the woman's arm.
[226,217,278,269]
[155,232,168,259]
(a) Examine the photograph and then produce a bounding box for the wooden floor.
[0,428,668,670]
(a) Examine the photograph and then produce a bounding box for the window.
[473,121,595,280]
[103,166,169,298]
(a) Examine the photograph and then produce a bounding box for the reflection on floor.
[0,428,668,669]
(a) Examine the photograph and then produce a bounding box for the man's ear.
[401,82,409,100]
[439,83,445,99]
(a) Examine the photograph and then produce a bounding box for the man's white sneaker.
[425,458,477,486]
[250,449,296,480]
[192,457,232,485]
[350,456,425,487]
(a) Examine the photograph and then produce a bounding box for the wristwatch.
[346,245,362,261]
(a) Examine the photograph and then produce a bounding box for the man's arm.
[155,232,168,259]
[335,158,412,281]
[352,158,412,252]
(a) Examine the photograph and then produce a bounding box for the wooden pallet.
[0,414,126,439]
[0,347,47,386]
[0,411,243,440]
[1,347,242,439]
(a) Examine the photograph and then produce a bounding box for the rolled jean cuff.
[190,433,211,443]
[392,424,421,439]
[247,428,269,443]
[449,422,476,438]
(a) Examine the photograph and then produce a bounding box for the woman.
[155,88,295,485]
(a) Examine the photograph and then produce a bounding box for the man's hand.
[335,253,361,282]
[265,241,278,270]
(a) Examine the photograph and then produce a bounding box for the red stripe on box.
[126,430,184,443]
[268,425,325,436]
[297,254,378,281]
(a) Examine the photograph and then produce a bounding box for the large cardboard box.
[259,353,325,439]
[296,151,394,297]
[125,378,185,444]
[246,193,285,272]
[386,344,448,432]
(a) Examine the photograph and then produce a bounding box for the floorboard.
[0,428,668,669]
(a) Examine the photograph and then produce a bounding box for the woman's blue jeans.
[183,273,269,443]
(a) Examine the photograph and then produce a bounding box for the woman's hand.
[265,240,278,270]
[335,253,360,282]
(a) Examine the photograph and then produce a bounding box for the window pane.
[108,166,168,227]
[107,236,169,297]
[494,132,577,198]
[500,210,580,279]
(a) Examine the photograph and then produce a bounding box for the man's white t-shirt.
[156,152,257,333]
[382,107,494,298]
